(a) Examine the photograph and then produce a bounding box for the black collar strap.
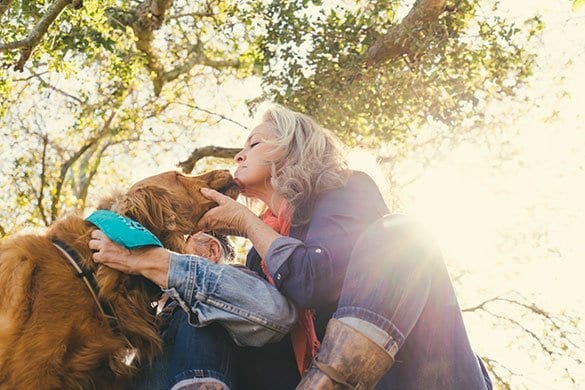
[52,239,120,333]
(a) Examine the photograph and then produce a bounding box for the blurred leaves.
[573,0,585,11]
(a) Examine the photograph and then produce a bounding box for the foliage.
[251,0,543,148]
[573,0,585,11]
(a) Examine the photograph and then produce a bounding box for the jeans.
[138,215,491,389]
[133,307,236,389]
[334,214,492,389]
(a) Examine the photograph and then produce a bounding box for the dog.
[0,169,239,389]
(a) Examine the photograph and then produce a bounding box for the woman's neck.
[242,185,285,216]
[254,190,283,216]
[266,194,285,216]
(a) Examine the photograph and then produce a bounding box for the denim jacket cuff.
[164,252,201,307]
[265,236,303,282]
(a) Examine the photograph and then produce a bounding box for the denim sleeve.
[163,253,297,347]
[263,171,389,309]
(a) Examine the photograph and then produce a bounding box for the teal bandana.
[85,210,163,249]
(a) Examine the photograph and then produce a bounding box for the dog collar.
[52,239,119,331]
[85,210,163,249]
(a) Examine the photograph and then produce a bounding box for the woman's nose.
[234,150,245,163]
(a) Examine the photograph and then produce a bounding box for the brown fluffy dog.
[0,170,239,389]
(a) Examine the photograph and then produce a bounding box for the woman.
[91,103,492,389]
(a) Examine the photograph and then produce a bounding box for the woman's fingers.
[89,229,132,268]
[197,207,226,232]
[201,187,230,204]
[88,230,170,286]
[197,193,251,237]
[91,229,107,239]
[89,230,106,253]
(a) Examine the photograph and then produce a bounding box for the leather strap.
[52,239,120,333]
[313,358,363,389]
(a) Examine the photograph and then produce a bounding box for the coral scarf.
[261,202,320,375]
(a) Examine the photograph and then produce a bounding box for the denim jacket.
[164,254,297,347]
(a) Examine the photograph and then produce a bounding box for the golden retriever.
[0,170,239,389]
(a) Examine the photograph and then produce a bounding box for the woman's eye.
[250,142,260,148]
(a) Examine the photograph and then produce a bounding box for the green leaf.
[573,0,585,11]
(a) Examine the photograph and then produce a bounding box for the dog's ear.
[115,185,192,252]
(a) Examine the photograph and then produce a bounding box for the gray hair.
[254,102,349,225]
[207,231,235,262]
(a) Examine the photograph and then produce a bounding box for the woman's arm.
[263,173,389,309]
[89,231,297,346]
[197,173,389,310]
[165,253,297,346]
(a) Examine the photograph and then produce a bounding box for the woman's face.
[234,121,281,198]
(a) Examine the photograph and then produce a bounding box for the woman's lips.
[234,166,245,179]
[234,178,245,189]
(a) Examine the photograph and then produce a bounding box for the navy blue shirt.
[246,170,389,339]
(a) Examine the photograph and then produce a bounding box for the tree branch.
[178,146,240,173]
[129,0,174,95]
[366,0,447,67]
[76,141,113,211]
[175,101,249,129]
[149,0,173,19]
[0,0,14,20]
[485,308,556,356]
[480,356,514,390]
[461,296,503,313]
[36,74,84,104]
[105,1,239,95]
[168,11,215,20]
[0,0,77,71]
[37,135,50,226]
[103,1,174,95]
[14,70,50,82]
[463,294,583,371]
[51,109,117,221]
[163,47,240,83]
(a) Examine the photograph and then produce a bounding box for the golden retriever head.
[97,170,239,253]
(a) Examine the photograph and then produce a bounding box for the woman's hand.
[198,188,256,237]
[198,188,283,258]
[89,229,171,288]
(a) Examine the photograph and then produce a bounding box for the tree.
[2,1,579,388]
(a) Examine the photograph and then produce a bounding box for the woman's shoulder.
[329,170,381,196]
[315,170,388,211]
[347,170,379,188]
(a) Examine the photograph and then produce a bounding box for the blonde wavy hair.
[253,102,350,225]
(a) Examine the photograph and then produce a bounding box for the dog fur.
[0,170,238,389]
